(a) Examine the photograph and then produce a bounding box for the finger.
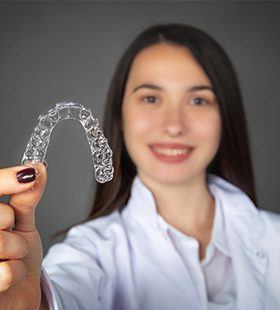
[8,162,47,232]
[0,165,38,197]
[0,230,28,260]
[0,203,15,231]
[0,259,27,292]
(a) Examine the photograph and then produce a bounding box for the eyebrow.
[133,83,215,94]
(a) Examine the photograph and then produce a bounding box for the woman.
[0,23,279,310]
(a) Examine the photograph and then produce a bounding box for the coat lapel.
[227,215,268,310]
[208,174,268,310]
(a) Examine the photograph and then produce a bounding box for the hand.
[0,163,48,309]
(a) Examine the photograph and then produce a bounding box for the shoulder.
[66,210,127,245]
[258,208,280,235]
[259,208,280,224]
[44,210,126,265]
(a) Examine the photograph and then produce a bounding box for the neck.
[139,172,216,234]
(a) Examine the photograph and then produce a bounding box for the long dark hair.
[52,23,258,239]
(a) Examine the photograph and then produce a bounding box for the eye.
[191,97,209,106]
[142,96,158,104]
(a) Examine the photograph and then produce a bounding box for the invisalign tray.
[21,101,114,183]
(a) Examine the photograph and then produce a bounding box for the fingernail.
[16,167,36,184]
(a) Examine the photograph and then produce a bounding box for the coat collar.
[127,173,264,241]
[125,173,268,310]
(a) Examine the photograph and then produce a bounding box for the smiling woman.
[39,23,280,310]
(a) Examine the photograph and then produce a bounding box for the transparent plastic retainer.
[21,101,114,183]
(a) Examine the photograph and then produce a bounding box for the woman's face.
[121,43,222,185]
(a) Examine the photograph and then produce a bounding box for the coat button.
[255,251,266,260]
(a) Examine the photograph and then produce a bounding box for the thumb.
[8,162,48,232]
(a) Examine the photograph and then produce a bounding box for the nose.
[162,105,187,137]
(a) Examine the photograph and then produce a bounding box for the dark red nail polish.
[16,168,36,184]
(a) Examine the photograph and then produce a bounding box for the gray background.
[0,1,279,254]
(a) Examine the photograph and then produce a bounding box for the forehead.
[126,43,211,86]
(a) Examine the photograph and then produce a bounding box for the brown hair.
[52,23,258,239]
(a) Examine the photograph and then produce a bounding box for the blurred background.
[0,1,279,254]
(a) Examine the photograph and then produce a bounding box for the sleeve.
[40,224,105,310]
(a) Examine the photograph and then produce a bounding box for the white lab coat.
[41,173,280,310]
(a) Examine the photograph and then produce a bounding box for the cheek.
[122,109,155,167]
[196,112,221,146]
[124,108,155,139]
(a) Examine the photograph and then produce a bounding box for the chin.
[142,169,192,186]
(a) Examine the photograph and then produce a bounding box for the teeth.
[153,147,192,156]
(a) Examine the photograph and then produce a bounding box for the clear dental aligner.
[21,101,114,183]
